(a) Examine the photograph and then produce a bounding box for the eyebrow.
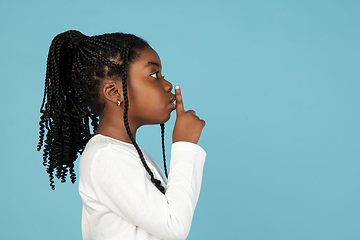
[144,61,160,68]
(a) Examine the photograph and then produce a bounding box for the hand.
[172,85,205,144]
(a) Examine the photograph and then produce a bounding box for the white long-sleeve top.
[78,134,206,240]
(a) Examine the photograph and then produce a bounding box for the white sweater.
[78,134,206,240]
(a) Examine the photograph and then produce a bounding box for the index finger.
[175,85,184,114]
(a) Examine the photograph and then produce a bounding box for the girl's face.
[126,47,175,127]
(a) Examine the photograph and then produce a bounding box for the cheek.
[139,85,164,106]
[127,82,148,105]
[128,82,167,114]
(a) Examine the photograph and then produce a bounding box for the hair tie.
[68,34,87,50]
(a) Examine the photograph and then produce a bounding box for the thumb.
[175,85,184,115]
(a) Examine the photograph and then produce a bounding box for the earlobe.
[102,81,123,105]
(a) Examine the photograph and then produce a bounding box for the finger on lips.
[175,86,204,125]
[175,85,184,113]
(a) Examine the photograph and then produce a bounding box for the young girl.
[37,30,206,240]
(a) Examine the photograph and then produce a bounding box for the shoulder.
[79,135,151,190]
[80,134,142,169]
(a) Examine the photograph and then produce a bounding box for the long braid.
[160,123,168,178]
[121,44,166,194]
[38,30,167,193]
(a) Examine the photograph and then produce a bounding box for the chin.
[159,113,172,124]
[160,116,171,124]
[146,115,171,125]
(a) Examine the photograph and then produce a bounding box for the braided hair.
[37,30,168,193]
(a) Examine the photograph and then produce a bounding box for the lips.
[170,95,175,104]
[170,95,176,109]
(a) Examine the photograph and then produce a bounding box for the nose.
[163,78,173,92]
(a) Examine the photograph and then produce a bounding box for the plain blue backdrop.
[0,0,359,239]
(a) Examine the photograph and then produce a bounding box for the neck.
[95,108,138,144]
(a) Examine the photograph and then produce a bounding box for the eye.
[150,72,159,79]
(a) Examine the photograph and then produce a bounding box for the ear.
[102,81,123,105]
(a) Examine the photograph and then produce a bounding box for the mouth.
[170,95,176,109]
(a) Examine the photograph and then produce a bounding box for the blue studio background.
[0,0,359,239]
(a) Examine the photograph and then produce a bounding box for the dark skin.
[95,47,205,144]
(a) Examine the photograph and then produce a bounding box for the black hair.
[37,30,167,193]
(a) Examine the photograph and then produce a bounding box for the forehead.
[132,47,161,69]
